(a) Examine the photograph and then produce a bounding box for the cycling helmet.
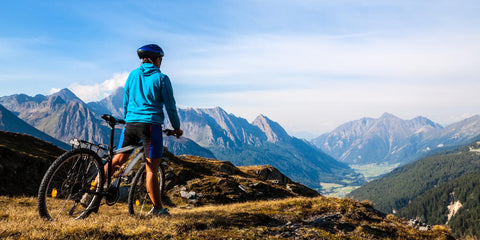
[137,44,164,59]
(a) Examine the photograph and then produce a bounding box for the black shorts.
[117,122,163,159]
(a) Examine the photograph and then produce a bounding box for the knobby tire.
[37,148,105,221]
[127,163,165,216]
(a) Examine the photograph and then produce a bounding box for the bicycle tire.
[127,163,165,216]
[37,148,105,221]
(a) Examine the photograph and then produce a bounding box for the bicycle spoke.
[128,163,165,216]
[38,149,104,221]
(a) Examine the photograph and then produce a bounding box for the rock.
[218,161,237,174]
[217,178,227,185]
[180,190,197,199]
[418,226,431,231]
[238,184,248,193]
[251,182,268,189]
[286,183,321,197]
[309,213,342,228]
[255,166,291,185]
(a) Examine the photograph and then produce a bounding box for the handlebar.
[101,114,182,138]
[101,114,125,127]
[163,129,182,138]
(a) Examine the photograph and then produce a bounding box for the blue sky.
[1,1,479,138]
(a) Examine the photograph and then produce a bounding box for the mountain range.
[3,87,480,195]
[0,89,111,144]
[171,107,364,191]
[311,113,480,168]
[0,88,364,193]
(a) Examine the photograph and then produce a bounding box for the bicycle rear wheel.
[127,163,165,216]
[37,148,104,221]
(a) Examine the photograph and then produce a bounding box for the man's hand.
[172,128,183,139]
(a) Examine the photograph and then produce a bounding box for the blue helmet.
[137,44,164,59]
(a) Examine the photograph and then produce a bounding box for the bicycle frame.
[69,115,146,203]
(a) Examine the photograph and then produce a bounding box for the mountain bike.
[37,114,177,221]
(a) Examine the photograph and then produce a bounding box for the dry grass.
[0,195,453,240]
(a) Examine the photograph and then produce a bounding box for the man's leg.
[105,153,130,177]
[92,153,130,186]
[145,157,162,209]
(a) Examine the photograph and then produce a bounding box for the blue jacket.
[123,63,180,129]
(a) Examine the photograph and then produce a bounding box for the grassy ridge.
[0,196,453,239]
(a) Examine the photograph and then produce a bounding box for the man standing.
[113,44,183,216]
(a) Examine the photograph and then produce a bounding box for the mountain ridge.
[311,112,480,168]
[0,89,111,144]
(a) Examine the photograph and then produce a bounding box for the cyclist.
[103,44,183,216]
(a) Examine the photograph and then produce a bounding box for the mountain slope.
[311,113,444,165]
[87,87,124,118]
[0,131,65,195]
[163,137,216,159]
[348,140,480,214]
[421,115,480,149]
[0,104,69,149]
[397,171,480,238]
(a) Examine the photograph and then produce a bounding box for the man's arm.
[123,85,129,120]
[162,75,181,130]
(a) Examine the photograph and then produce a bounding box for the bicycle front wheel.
[37,148,104,221]
[127,163,165,216]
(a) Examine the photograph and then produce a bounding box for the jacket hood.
[139,63,160,76]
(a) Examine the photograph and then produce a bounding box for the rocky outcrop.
[161,151,320,207]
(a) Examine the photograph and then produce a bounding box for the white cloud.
[57,72,128,102]
[48,88,61,94]
[171,32,480,87]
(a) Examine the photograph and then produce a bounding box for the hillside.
[397,172,480,239]
[159,149,320,206]
[0,131,65,195]
[0,196,453,239]
[0,104,69,149]
[163,137,216,159]
[348,140,480,214]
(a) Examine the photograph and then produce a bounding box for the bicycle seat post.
[108,121,116,158]
[101,114,123,189]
